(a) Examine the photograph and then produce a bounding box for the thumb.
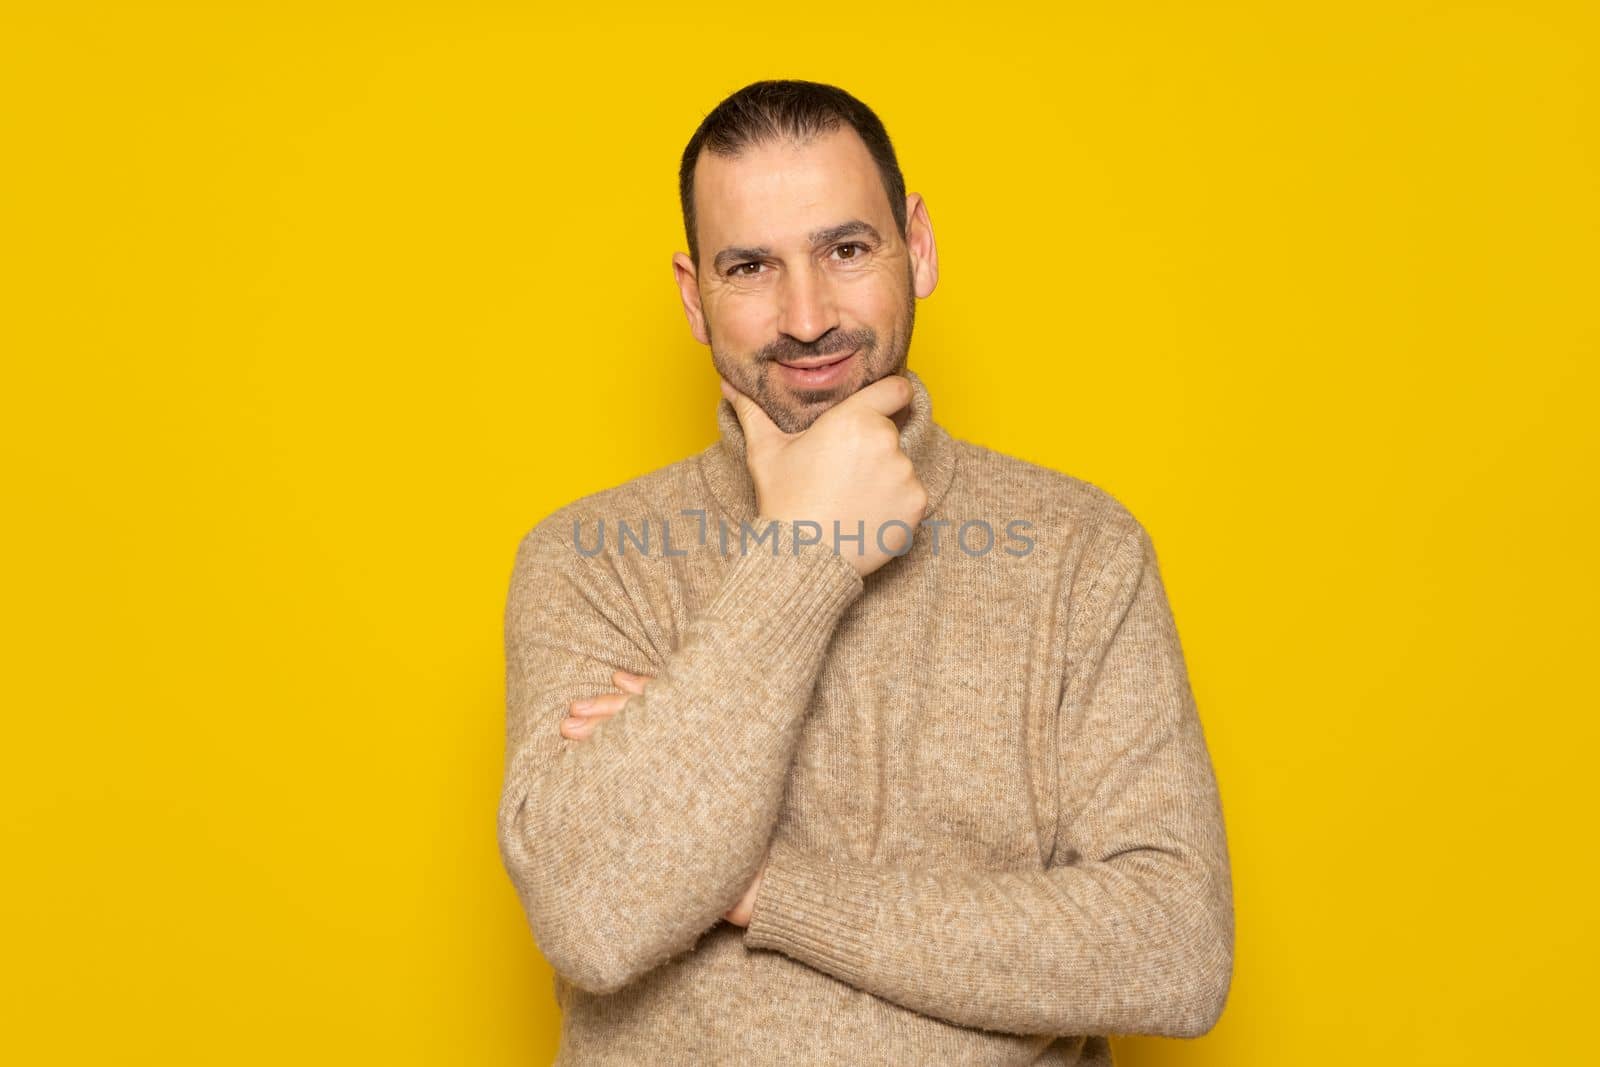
[836,372,913,421]
[719,376,787,449]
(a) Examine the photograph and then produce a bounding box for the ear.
[671,251,709,345]
[904,193,939,299]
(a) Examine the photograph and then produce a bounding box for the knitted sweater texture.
[497,369,1234,1065]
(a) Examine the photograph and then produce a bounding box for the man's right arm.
[495,514,863,996]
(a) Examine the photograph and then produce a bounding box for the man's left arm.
[740,521,1235,1039]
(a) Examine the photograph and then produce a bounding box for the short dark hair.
[678,80,908,270]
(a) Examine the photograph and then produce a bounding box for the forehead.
[694,126,889,246]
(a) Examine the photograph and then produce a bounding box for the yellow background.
[4,2,1596,1063]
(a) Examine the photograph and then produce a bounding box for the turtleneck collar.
[698,366,959,525]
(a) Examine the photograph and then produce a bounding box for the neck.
[699,367,958,524]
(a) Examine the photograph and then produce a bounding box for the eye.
[832,242,871,262]
[727,261,766,278]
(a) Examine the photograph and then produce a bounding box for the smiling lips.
[772,348,859,390]
[776,349,855,370]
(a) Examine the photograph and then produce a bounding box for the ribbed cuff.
[700,518,864,668]
[741,839,884,987]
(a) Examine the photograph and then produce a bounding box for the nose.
[775,260,839,346]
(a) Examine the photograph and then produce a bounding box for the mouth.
[772,347,860,390]
[776,348,857,370]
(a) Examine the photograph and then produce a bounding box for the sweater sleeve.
[740,521,1234,1038]
[497,515,863,996]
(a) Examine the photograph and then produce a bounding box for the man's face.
[672,126,938,434]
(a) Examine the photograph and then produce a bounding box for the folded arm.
[497,515,863,995]
[742,522,1234,1038]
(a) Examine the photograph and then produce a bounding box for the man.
[497,79,1234,1065]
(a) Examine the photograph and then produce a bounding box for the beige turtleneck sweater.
[496,369,1234,1065]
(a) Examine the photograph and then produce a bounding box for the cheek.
[844,278,905,328]
[708,293,777,346]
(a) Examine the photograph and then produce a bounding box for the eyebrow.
[711,219,884,273]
